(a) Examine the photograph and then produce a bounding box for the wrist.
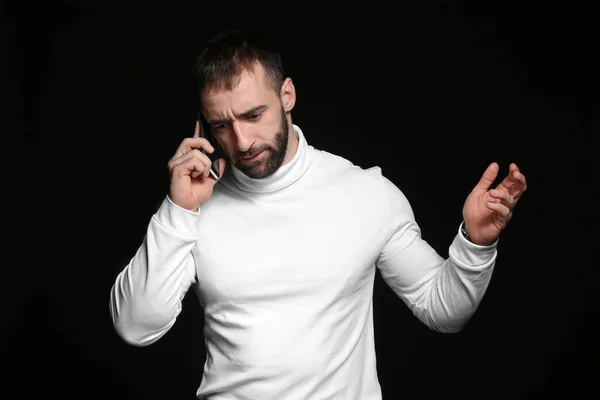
[460,221,495,246]
[460,221,473,242]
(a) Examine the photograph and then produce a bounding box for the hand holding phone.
[166,116,227,211]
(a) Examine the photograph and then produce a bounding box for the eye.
[248,112,261,120]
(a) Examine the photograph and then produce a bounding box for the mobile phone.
[198,113,225,180]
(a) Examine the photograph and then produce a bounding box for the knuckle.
[199,148,210,158]
[179,159,190,168]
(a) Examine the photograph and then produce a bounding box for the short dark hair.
[193,29,285,99]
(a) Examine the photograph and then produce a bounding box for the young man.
[110,29,528,399]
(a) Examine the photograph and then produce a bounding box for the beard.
[233,106,290,180]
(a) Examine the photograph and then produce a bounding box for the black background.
[2,1,598,399]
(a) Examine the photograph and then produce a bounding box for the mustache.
[240,147,269,158]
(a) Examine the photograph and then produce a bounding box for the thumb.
[475,162,499,191]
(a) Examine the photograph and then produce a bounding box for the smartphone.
[198,113,226,180]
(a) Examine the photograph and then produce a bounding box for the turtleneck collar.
[227,124,314,194]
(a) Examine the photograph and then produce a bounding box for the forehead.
[201,63,276,112]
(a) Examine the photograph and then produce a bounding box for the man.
[110,29,527,399]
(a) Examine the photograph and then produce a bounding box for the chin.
[237,154,284,180]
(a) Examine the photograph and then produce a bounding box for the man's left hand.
[462,162,528,245]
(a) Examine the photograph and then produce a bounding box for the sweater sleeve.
[109,195,200,346]
[375,175,498,333]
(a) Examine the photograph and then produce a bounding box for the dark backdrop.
[2,1,598,399]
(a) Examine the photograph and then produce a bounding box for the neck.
[225,124,314,194]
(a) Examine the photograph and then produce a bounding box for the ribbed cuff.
[449,223,498,270]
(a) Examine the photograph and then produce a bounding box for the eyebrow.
[208,104,268,125]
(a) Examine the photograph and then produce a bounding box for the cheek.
[262,112,283,134]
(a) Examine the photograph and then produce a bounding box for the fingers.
[193,120,200,138]
[167,149,213,179]
[190,162,209,179]
[510,166,527,201]
[486,200,512,223]
[475,163,526,228]
[488,187,516,224]
[497,163,528,201]
[475,162,500,191]
[173,137,214,159]
[489,188,515,210]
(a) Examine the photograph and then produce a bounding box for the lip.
[240,151,264,163]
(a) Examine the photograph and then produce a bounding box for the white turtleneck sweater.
[110,124,498,400]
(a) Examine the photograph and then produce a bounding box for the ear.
[280,77,296,112]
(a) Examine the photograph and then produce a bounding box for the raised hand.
[462,162,527,245]
[167,121,227,211]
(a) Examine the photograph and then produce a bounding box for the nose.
[232,121,253,153]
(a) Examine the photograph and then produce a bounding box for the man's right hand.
[167,121,227,211]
